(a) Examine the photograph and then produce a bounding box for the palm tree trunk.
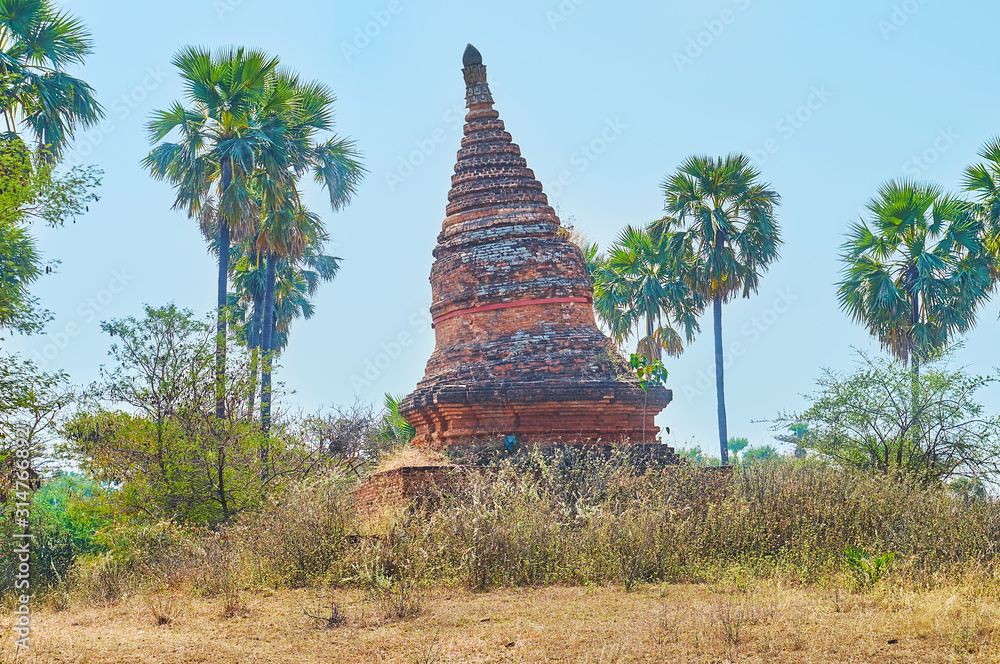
[714,294,729,465]
[216,159,233,421]
[260,252,277,481]
[218,445,229,522]
[247,286,264,419]
[905,293,920,466]
[646,313,659,361]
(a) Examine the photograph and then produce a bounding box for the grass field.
[4,581,998,663]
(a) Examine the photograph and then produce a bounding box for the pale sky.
[10,0,1000,455]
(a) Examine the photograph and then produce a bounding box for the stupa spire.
[462,43,493,107]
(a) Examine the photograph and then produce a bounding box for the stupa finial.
[462,43,493,107]
[463,44,482,67]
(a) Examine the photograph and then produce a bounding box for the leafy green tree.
[31,473,110,556]
[227,234,341,417]
[0,351,71,479]
[949,477,987,502]
[628,353,670,443]
[775,423,809,458]
[676,446,722,466]
[0,134,100,335]
[146,51,364,438]
[0,2,102,335]
[662,154,782,464]
[247,70,364,447]
[838,180,993,373]
[256,200,326,445]
[591,225,702,361]
[962,137,1000,281]
[60,305,273,524]
[774,351,1000,484]
[0,0,104,159]
[0,472,109,594]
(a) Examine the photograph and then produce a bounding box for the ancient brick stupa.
[399,45,672,454]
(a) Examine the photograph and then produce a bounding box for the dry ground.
[2,582,998,663]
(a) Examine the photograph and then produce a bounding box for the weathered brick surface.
[355,466,451,520]
[399,45,673,453]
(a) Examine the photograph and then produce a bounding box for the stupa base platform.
[355,465,453,523]
[355,443,679,522]
[400,381,673,452]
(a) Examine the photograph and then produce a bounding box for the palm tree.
[962,137,1000,281]
[270,250,341,352]
[249,71,364,449]
[662,154,782,465]
[0,0,104,159]
[257,200,325,445]
[838,180,992,373]
[591,224,702,361]
[229,239,340,417]
[144,46,284,421]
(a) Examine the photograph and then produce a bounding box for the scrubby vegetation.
[14,450,995,616]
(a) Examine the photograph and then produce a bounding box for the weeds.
[714,599,774,648]
[221,587,249,619]
[145,595,184,626]
[352,527,426,619]
[49,455,1000,606]
[304,594,346,629]
[845,547,896,590]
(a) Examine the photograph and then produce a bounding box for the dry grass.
[375,444,447,474]
[4,582,999,663]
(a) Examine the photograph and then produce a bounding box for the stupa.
[399,45,672,454]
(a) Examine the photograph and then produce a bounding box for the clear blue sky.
[10,0,1000,454]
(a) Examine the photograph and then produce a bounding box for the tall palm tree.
[838,180,992,372]
[961,137,1000,281]
[662,154,782,464]
[248,71,364,449]
[228,239,267,419]
[144,46,285,420]
[229,238,340,416]
[0,0,104,159]
[591,224,702,361]
[257,200,326,445]
[270,250,341,352]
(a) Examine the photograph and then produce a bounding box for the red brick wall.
[355,466,451,520]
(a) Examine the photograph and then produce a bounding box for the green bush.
[0,473,112,597]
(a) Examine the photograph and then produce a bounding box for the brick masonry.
[398,45,674,454]
[355,466,451,520]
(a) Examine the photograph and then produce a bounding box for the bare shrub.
[73,552,134,606]
[304,592,347,629]
[715,600,746,647]
[221,587,249,619]
[236,469,357,587]
[352,526,427,620]
[146,595,185,626]
[299,402,401,476]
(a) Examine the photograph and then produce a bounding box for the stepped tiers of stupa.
[399,45,673,453]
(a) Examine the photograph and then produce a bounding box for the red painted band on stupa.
[432,296,593,326]
[398,44,673,453]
